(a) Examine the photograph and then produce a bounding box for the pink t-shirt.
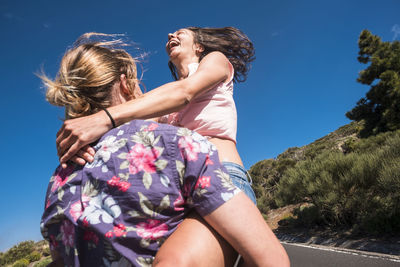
[161,62,237,143]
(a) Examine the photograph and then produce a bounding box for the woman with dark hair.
[41,33,289,267]
[54,27,270,265]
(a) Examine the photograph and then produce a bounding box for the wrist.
[97,109,113,131]
[101,107,116,128]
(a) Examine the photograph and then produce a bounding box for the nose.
[168,33,175,40]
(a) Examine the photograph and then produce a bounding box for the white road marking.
[281,241,400,263]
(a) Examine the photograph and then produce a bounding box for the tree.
[346,30,400,136]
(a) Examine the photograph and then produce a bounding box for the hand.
[56,111,112,167]
[62,145,96,168]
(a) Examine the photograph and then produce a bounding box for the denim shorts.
[222,162,257,204]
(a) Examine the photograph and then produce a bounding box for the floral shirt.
[41,120,240,267]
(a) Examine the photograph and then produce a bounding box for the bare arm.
[203,192,290,267]
[57,52,231,165]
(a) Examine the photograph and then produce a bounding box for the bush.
[13,258,29,267]
[249,157,296,213]
[0,241,35,265]
[34,257,52,267]
[27,251,41,262]
[41,246,50,257]
[275,129,400,234]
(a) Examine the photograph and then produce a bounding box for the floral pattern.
[136,219,168,240]
[41,120,239,266]
[127,144,160,174]
[178,135,201,161]
[60,220,75,248]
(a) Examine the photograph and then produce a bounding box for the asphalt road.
[282,242,400,267]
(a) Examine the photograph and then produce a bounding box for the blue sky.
[1,0,399,252]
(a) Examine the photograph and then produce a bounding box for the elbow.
[175,84,195,106]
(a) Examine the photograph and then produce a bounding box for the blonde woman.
[40,33,289,267]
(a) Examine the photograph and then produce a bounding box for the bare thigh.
[153,211,237,267]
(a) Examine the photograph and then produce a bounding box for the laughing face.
[165,29,201,62]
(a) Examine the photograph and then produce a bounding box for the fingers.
[71,155,87,166]
[84,145,96,157]
[56,124,71,157]
[57,135,76,159]
[56,123,65,138]
[60,139,86,166]
[60,146,96,168]
[78,146,95,163]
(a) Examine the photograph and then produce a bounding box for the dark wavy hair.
[168,26,255,83]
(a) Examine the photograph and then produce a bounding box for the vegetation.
[0,240,50,267]
[251,122,400,235]
[34,257,52,267]
[346,30,400,136]
[250,30,400,236]
[249,122,361,214]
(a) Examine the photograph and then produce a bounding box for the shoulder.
[197,51,232,83]
[200,51,230,66]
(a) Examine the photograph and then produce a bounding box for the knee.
[153,250,193,267]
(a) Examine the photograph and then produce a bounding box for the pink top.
[161,62,237,143]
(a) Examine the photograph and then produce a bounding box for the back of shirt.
[41,120,240,266]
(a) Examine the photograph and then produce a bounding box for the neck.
[171,56,199,80]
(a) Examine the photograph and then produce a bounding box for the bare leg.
[153,212,237,267]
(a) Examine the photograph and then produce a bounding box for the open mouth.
[168,40,180,50]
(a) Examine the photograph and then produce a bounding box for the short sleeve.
[176,130,240,217]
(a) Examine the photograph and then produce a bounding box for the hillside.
[249,121,400,238]
[0,240,51,267]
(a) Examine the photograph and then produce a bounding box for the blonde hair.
[40,33,138,119]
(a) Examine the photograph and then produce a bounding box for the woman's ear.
[120,74,142,100]
[119,74,130,96]
[195,44,204,55]
[133,79,143,99]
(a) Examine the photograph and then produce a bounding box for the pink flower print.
[178,136,200,161]
[46,199,51,210]
[60,220,75,247]
[82,218,89,228]
[195,176,211,189]
[144,123,159,132]
[105,231,114,238]
[69,195,90,222]
[107,176,131,192]
[83,230,99,245]
[173,193,185,211]
[70,201,83,222]
[136,219,168,240]
[51,165,75,192]
[127,144,160,174]
[113,224,127,237]
[205,154,214,165]
[107,176,120,186]
[118,181,131,192]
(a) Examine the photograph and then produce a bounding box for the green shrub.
[41,246,50,257]
[27,251,41,262]
[13,258,29,267]
[293,204,321,226]
[275,129,400,234]
[1,241,35,265]
[34,257,52,267]
[249,157,296,212]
